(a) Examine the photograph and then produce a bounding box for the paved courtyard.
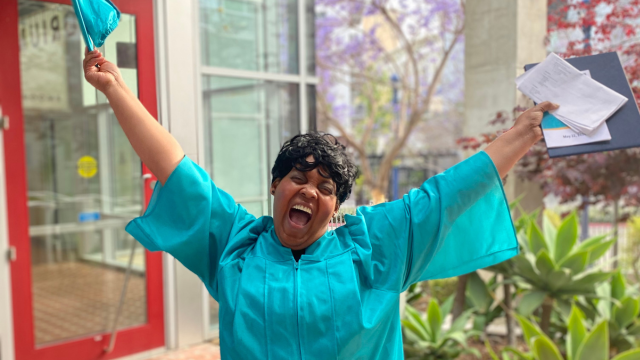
[144,343,221,360]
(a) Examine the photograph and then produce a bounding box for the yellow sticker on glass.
[77,156,98,178]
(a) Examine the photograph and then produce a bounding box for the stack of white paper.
[539,70,612,148]
[516,53,628,136]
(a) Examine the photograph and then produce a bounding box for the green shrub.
[402,298,481,360]
[486,305,640,360]
[428,278,458,304]
[495,210,615,334]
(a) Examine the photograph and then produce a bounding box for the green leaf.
[547,268,572,292]
[441,330,474,349]
[558,251,589,275]
[517,232,531,253]
[587,239,616,264]
[464,348,482,359]
[627,321,640,335]
[611,271,627,301]
[556,298,573,320]
[567,305,587,360]
[517,291,546,317]
[450,309,474,333]
[512,255,543,286]
[575,321,609,360]
[401,319,427,342]
[485,340,500,360]
[509,195,524,210]
[467,272,492,311]
[555,212,578,263]
[575,299,599,321]
[543,211,559,256]
[561,272,612,294]
[440,294,454,317]
[535,250,556,279]
[529,222,549,256]
[531,335,563,360]
[612,348,640,360]
[596,282,612,320]
[503,346,534,360]
[575,234,609,252]
[613,297,640,329]
[404,305,431,340]
[473,315,487,332]
[426,299,442,340]
[516,314,544,345]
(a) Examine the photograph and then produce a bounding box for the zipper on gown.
[294,260,303,360]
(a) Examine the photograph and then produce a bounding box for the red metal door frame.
[0,0,163,359]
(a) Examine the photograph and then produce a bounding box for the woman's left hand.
[484,101,559,178]
[512,101,560,144]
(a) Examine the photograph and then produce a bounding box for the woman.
[83,49,557,359]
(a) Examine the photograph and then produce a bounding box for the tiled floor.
[32,261,146,344]
[144,343,221,360]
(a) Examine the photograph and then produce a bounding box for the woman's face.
[271,155,339,250]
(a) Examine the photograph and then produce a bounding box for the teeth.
[293,204,312,215]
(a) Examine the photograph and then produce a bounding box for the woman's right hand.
[83,48,122,93]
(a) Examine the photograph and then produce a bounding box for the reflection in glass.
[306,0,316,75]
[19,0,146,345]
[202,76,300,220]
[199,0,299,74]
[307,85,317,132]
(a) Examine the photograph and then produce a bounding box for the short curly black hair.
[271,133,358,204]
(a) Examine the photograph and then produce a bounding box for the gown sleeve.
[356,151,518,292]
[125,156,256,299]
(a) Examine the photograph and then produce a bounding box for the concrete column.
[464,0,547,212]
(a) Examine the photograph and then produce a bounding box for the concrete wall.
[464,0,547,211]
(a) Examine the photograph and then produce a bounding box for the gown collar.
[256,217,353,262]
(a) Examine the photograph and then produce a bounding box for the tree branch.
[375,20,464,188]
[317,91,376,188]
[377,5,422,114]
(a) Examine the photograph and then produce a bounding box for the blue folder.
[524,52,640,158]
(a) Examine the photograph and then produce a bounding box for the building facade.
[0,0,317,359]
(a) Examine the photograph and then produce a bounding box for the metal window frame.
[153,0,177,351]
[193,0,318,341]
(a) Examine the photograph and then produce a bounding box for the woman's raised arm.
[83,49,183,184]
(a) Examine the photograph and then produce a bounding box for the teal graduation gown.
[125,151,518,360]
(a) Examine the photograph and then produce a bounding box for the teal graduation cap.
[71,0,120,51]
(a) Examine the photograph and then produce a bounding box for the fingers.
[534,101,560,113]
[87,56,107,69]
[83,51,104,70]
[84,47,101,57]
[83,49,102,65]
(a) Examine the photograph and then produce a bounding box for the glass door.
[1,0,164,359]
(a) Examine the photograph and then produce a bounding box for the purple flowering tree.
[315,0,465,203]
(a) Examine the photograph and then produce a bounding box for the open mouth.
[288,204,312,227]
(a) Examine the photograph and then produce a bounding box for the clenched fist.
[83,48,122,93]
[513,101,560,142]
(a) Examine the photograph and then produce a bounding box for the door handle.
[0,105,8,130]
[6,246,16,262]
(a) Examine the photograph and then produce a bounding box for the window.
[198,0,318,335]
[200,0,299,74]
[201,76,300,217]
